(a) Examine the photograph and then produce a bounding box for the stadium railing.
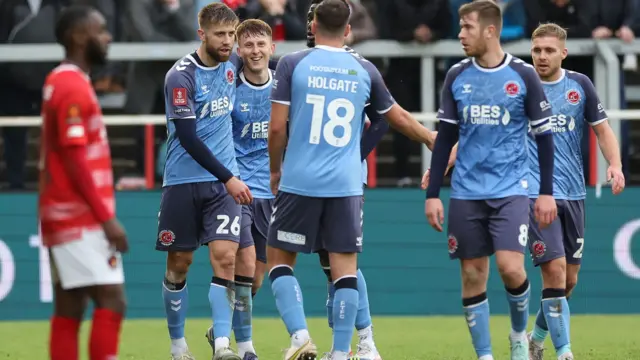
[0,39,637,188]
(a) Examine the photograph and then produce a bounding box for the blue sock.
[505,279,530,333]
[355,269,372,330]
[463,293,492,358]
[232,275,253,343]
[326,281,336,329]
[532,307,549,342]
[269,266,308,335]
[209,277,234,340]
[332,276,359,353]
[541,289,572,356]
[162,278,188,339]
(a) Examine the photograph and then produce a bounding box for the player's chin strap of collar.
[306,0,351,49]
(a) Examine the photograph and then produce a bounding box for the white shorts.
[50,228,125,290]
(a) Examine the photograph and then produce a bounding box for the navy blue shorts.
[156,181,242,252]
[240,198,273,263]
[267,192,363,254]
[528,199,585,266]
[447,196,529,260]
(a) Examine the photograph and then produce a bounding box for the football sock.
[232,275,254,350]
[50,315,81,360]
[89,308,123,360]
[506,278,530,336]
[209,276,235,349]
[332,276,359,354]
[541,288,572,356]
[162,277,189,354]
[463,292,493,358]
[355,269,372,330]
[269,265,308,337]
[532,307,549,343]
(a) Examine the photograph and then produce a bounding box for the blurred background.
[0,0,639,191]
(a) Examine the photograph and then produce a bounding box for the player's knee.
[236,250,256,277]
[93,285,127,315]
[540,258,567,288]
[566,274,578,296]
[211,245,237,271]
[460,263,488,288]
[496,259,525,284]
[166,251,193,280]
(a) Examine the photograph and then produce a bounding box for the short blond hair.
[532,23,567,41]
[458,0,502,33]
[236,19,272,41]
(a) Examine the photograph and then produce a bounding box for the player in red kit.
[40,6,128,360]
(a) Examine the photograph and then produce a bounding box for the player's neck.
[63,54,90,73]
[196,46,220,67]
[314,36,344,49]
[242,68,270,85]
[475,46,506,68]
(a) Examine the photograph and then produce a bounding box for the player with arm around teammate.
[157,3,253,360]
[525,23,625,360]
[268,1,439,359]
[41,6,128,360]
[425,2,558,360]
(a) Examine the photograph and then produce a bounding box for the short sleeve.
[520,66,553,135]
[362,61,395,114]
[164,70,196,120]
[53,81,92,147]
[575,74,608,126]
[437,68,460,125]
[270,55,295,105]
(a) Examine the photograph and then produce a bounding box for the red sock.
[50,316,81,360]
[89,308,123,360]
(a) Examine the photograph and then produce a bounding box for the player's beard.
[468,41,487,58]
[205,42,232,63]
[86,37,107,66]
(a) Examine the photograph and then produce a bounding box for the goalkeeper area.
[1,315,639,359]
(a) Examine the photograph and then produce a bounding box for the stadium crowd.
[0,0,639,190]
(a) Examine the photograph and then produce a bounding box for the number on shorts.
[306,94,355,147]
[518,224,528,246]
[573,238,584,258]
[216,215,240,236]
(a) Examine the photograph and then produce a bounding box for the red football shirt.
[39,64,115,247]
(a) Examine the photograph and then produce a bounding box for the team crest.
[226,69,235,84]
[504,81,520,97]
[566,90,580,105]
[448,235,458,254]
[532,240,546,258]
[158,230,176,246]
[108,254,118,268]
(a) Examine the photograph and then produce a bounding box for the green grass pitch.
[1,315,639,359]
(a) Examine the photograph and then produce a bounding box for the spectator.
[122,0,196,176]
[246,0,306,40]
[0,0,64,190]
[523,0,592,39]
[384,0,450,187]
[451,0,526,42]
[345,0,377,46]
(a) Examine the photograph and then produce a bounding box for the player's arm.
[363,62,437,149]
[268,55,294,174]
[523,68,555,196]
[425,69,459,199]
[360,106,389,161]
[166,71,234,182]
[53,84,112,223]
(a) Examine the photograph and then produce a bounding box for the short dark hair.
[236,19,272,42]
[313,0,350,37]
[198,2,238,29]
[55,5,94,47]
[458,0,502,33]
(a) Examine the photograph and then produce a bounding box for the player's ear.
[310,20,317,35]
[197,28,206,42]
[561,47,568,60]
[270,41,276,55]
[343,24,351,39]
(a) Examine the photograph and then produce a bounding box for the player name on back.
[308,65,359,93]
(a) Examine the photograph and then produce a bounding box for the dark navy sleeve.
[517,63,553,136]
[426,121,459,199]
[361,60,395,114]
[360,106,389,160]
[164,68,196,120]
[269,58,279,70]
[230,52,243,70]
[270,54,295,105]
[570,72,608,126]
[438,66,462,125]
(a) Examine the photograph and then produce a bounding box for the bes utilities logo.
[461,105,511,126]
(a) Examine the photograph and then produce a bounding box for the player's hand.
[102,218,129,253]
[420,168,431,190]
[270,171,281,195]
[607,165,625,195]
[225,177,253,205]
[534,195,557,229]
[425,198,445,232]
